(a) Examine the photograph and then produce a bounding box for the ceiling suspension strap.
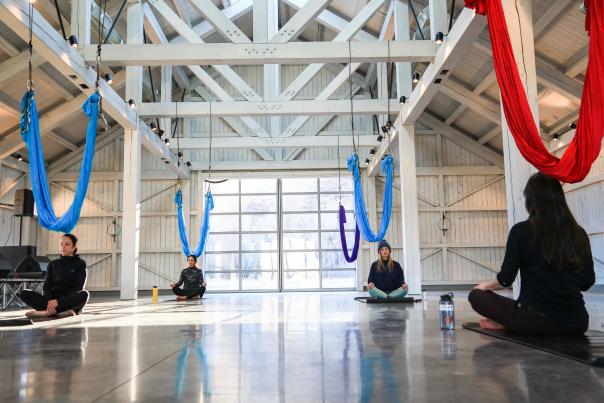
[347,40,358,160]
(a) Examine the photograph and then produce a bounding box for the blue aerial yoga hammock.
[347,153,394,242]
[175,188,214,257]
[19,91,100,233]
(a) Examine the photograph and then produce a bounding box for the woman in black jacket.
[469,173,596,335]
[367,240,408,299]
[171,255,206,301]
[20,233,89,318]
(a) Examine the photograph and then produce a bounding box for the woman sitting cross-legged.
[170,255,206,301]
[469,173,595,336]
[20,233,89,318]
[367,240,408,299]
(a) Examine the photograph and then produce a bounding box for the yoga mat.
[463,322,604,367]
[354,296,419,304]
[0,318,34,327]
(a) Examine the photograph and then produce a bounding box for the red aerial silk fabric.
[464,0,604,183]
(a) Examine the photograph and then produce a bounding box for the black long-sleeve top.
[175,267,205,290]
[497,220,595,329]
[43,255,87,300]
[367,260,405,293]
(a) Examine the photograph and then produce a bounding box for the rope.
[347,41,357,155]
[337,131,342,202]
[208,102,213,188]
[448,0,456,33]
[27,1,33,93]
[408,0,425,40]
[386,41,393,156]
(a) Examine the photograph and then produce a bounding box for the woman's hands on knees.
[474,279,501,291]
[367,282,375,290]
[47,299,58,311]
[402,283,408,289]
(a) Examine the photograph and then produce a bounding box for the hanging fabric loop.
[20,91,100,232]
[347,153,394,242]
[339,204,361,263]
[175,188,214,258]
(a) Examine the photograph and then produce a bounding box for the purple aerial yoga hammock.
[339,204,361,263]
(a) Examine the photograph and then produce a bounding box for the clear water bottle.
[439,292,455,330]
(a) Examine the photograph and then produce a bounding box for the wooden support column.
[501,0,539,297]
[71,0,91,50]
[254,0,280,159]
[121,0,143,300]
[160,64,172,141]
[428,0,448,39]
[395,0,421,296]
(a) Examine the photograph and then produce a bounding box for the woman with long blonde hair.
[367,240,408,299]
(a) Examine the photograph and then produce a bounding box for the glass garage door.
[204,176,356,291]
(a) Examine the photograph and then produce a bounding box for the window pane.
[242,252,279,271]
[321,231,356,250]
[322,270,355,288]
[211,196,239,213]
[241,179,276,194]
[205,272,239,291]
[282,194,318,212]
[283,213,318,231]
[282,233,319,250]
[320,194,354,211]
[210,179,239,194]
[283,271,320,289]
[241,214,277,231]
[321,251,356,269]
[241,195,276,212]
[320,177,353,192]
[204,253,239,271]
[242,233,278,251]
[282,178,317,193]
[209,214,239,232]
[320,212,356,231]
[241,271,278,290]
[206,234,239,252]
[283,251,319,270]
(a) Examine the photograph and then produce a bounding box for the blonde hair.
[376,253,394,272]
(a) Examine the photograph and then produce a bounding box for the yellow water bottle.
[152,286,159,303]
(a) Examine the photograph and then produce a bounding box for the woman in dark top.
[367,240,408,299]
[20,233,89,318]
[171,255,206,301]
[469,173,595,335]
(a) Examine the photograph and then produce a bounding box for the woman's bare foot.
[191,295,201,300]
[176,296,187,301]
[26,309,55,318]
[56,309,77,318]
[479,318,505,330]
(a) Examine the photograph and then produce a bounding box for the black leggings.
[19,289,89,314]
[172,286,206,299]
[468,289,585,336]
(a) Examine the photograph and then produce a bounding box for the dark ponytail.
[62,233,78,256]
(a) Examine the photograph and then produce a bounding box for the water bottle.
[439,292,455,330]
[152,286,159,304]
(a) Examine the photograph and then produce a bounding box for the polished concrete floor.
[0,291,603,402]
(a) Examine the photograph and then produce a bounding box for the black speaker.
[14,189,34,217]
